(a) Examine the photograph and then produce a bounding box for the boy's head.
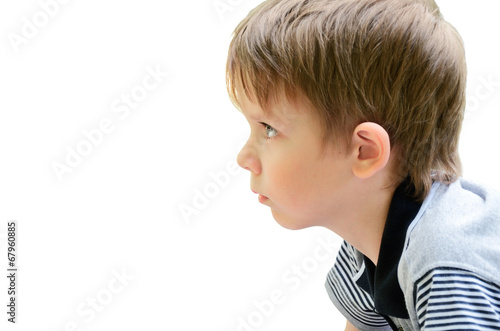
[227,0,467,205]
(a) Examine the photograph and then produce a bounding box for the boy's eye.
[260,122,278,139]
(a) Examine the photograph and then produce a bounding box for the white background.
[0,0,499,330]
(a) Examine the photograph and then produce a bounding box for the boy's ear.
[350,122,391,179]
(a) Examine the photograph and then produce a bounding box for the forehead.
[235,84,308,124]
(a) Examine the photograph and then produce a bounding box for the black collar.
[355,178,422,319]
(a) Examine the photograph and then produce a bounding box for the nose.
[237,143,261,175]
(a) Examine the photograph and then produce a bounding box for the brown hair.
[226,0,467,201]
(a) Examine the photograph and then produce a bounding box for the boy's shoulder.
[401,177,500,283]
[325,178,500,331]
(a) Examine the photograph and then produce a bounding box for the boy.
[226,0,500,330]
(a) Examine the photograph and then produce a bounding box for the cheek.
[266,153,318,207]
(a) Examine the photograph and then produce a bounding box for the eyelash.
[260,122,278,140]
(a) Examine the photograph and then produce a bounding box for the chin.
[270,209,312,230]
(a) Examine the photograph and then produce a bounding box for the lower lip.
[258,194,269,203]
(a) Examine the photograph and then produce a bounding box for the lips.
[251,189,269,203]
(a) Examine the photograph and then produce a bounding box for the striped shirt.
[325,178,500,330]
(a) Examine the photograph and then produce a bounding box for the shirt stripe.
[326,241,390,329]
[327,242,500,330]
[415,268,500,330]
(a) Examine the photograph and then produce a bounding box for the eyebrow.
[237,91,294,129]
[240,106,284,126]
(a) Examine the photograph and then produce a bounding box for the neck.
[324,177,396,266]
